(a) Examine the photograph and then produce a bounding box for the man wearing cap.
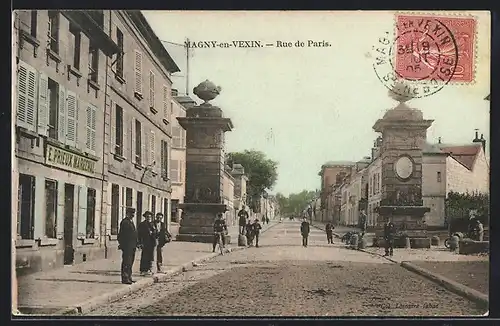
[118,207,138,284]
[238,207,249,235]
[252,218,263,248]
[154,212,172,273]
[213,213,228,253]
[138,211,156,275]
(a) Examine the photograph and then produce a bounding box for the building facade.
[222,168,236,225]
[231,163,249,221]
[14,10,120,273]
[13,10,182,274]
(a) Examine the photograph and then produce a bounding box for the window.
[44,179,58,239]
[116,28,124,78]
[47,79,58,139]
[437,171,442,182]
[135,120,142,164]
[166,198,173,222]
[30,11,37,38]
[16,61,38,131]
[126,188,132,207]
[110,184,119,235]
[172,126,182,148]
[47,11,59,53]
[86,188,96,238]
[163,85,170,119]
[18,174,35,240]
[136,191,143,226]
[115,105,123,155]
[151,195,156,214]
[70,24,81,70]
[149,131,156,165]
[134,50,143,95]
[160,140,169,179]
[149,71,155,108]
[170,159,180,183]
[88,42,99,83]
[85,104,97,152]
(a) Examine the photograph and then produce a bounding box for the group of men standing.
[117,207,172,284]
[238,207,264,247]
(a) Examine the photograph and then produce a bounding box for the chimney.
[480,133,486,153]
[472,128,482,145]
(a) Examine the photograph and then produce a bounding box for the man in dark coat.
[253,219,263,248]
[138,211,156,275]
[383,218,396,257]
[118,207,137,284]
[359,209,368,238]
[238,207,249,235]
[154,212,171,273]
[245,218,254,246]
[301,217,310,247]
[213,213,228,253]
[325,222,334,244]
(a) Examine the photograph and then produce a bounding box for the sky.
[142,11,490,196]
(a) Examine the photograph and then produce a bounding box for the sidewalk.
[15,222,276,315]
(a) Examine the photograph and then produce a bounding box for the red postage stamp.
[394,14,476,83]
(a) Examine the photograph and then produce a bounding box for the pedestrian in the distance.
[383,218,396,257]
[212,213,228,252]
[359,209,367,238]
[253,218,263,248]
[266,216,270,224]
[245,218,254,247]
[154,212,171,273]
[474,219,484,241]
[238,207,249,235]
[325,222,334,244]
[138,211,156,276]
[301,217,310,247]
[118,207,138,284]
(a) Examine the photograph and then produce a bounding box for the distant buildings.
[317,130,489,228]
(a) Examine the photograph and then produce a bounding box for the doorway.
[63,183,75,265]
[136,191,143,227]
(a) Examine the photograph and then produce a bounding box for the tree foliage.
[446,191,489,225]
[276,190,317,216]
[226,149,278,200]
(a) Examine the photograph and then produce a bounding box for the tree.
[226,150,278,209]
[277,190,317,216]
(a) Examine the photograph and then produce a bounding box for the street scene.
[12,10,490,318]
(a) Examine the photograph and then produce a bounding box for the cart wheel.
[444,238,451,249]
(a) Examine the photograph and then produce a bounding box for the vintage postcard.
[12,10,490,317]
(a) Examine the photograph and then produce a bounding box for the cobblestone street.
[85,221,486,317]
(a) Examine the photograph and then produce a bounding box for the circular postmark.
[372,16,459,99]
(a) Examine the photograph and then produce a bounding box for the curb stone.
[400,261,489,308]
[56,222,278,315]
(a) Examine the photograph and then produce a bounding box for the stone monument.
[176,80,234,243]
[373,89,433,248]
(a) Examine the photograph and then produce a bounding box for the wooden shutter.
[134,50,143,94]
[131,117,136,163]
[16,61,38,131]
[123,110,128,159]
[150,131,155,167]
[86,104,97,153]
[160,140,165,178]
[171,159,179,182]
[94,189,101,238]
[75,98,80,148]
[77,186,88,239]
[33,176,45,239]
[66,91,77,147]
[111,102,116,154]
[58,84,66,143]
[149,71,155,108]
[142,128,148,166]
[163,85,169,118]
[91,105,97,152]
[56,182,64,239]
[37,73,49,136]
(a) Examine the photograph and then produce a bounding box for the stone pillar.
[373,102,433,247]
[176,80,233,243]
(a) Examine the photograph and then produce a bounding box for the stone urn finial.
[388,81,413,104]
[193,79,222,104]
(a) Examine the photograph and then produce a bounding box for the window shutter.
[123,110,128,159]
[77,186,88,238]
[142,128,148,166]
[131,117,136,163]
[150,131,155,167]
[33,176,45,239]
[160,140,165,178]
[149,71,155,108]
[16,63,29,129]
[26,65,37,131]
[75,98,80,148]
[94,189,101,238]
[91,105,97,152]
[163,85,169,119]
[66,91,77,147]
[58,85,66,143]
[37,73,49,136]
[134,50,143,94]
[111,102,116,154]
[56,182,64,239]
[171,159,179,182]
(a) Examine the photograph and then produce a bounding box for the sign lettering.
[45,144,96,175]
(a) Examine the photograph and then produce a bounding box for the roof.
[423,142,445,154]
[438,143,482,170]
[322,161,356,167]
[127,11,180,74]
